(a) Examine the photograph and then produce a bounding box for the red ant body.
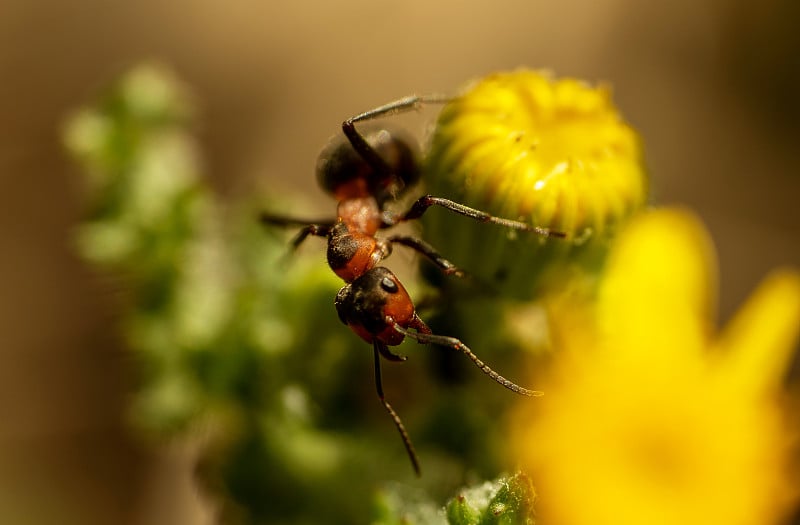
[260,96,564,475]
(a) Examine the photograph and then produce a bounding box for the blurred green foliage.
[64,63,537,524]
[374,472,535,525]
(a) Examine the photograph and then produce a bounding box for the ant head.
[334,266,415,345]
[316,127,420,204]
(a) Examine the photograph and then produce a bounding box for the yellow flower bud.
[423,70,648,297]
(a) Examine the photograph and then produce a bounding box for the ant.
[260,95,565,475]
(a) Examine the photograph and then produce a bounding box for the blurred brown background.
[0,1,797,523]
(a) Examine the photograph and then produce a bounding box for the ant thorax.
[326,221,390,283]
[336,197,381,236]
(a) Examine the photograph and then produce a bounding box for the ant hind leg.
[344,94,452,127]
[342,95,451,178]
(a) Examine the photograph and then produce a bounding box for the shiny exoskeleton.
[260,95,563,475]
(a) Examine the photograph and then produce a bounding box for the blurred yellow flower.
[512,208,800,525]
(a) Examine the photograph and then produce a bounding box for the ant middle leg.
[386,195,567,238]
[342,95,451,177]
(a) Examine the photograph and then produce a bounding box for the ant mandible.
[260,95,565,475]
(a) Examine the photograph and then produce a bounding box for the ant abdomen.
[316,127,420,204]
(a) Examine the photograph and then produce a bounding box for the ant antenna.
[392,323,543,397]
[373,341,421,476]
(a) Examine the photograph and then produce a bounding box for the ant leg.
[389,195,567,238]
[392,323,543,397]
[373,341,421,476]
[342,95,451,176]
[258,212,335,229]
[259,212,334,250]
[346,94,452,125]
[387,234,466,278]
[289,224,331,250]
[376,340,407,362]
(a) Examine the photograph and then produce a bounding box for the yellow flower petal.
[512,207,800,525]
[716,269,800,395]
[598,208,717,362]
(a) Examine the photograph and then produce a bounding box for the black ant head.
[316,127,420,205]
[334,266,414,346]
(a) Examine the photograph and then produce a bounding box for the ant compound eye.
[380,276,398,293]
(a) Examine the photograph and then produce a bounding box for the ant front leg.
[386,196,567,239]
[259,212,334,250]
[373,341,421,476]
[375,338,408,362]
[289,224,332,251]
[342,95,451,176]
[387,234,466,278]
